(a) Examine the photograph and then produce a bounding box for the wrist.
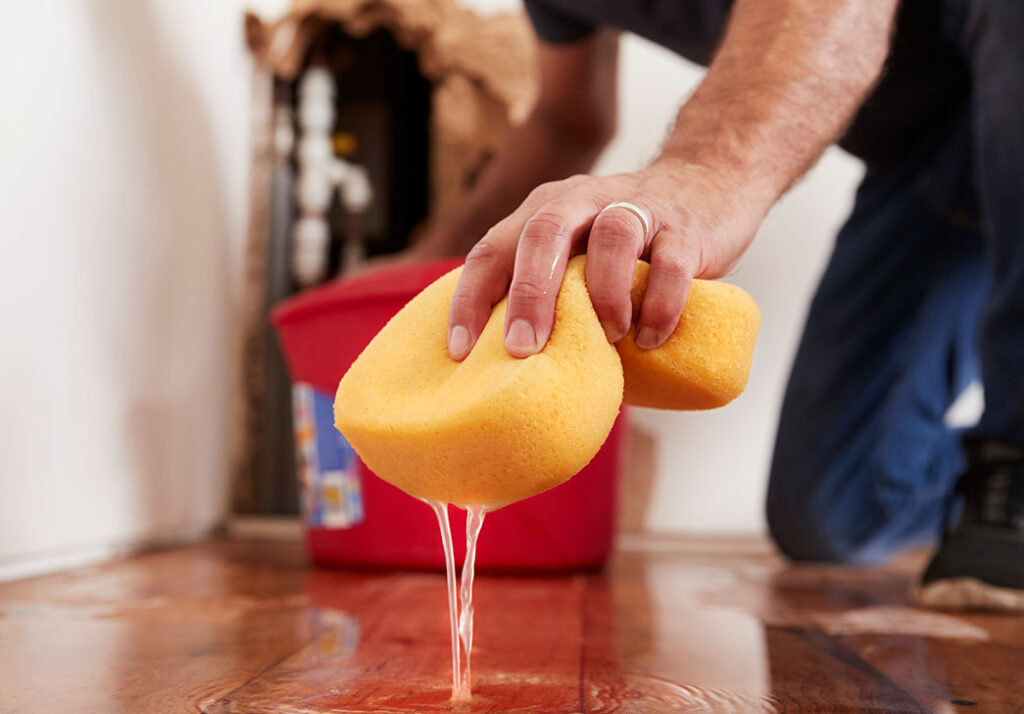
[646,152,777,220]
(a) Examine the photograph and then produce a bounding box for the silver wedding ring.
[600,200,652,243]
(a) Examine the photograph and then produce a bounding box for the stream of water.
[425,500,488,701]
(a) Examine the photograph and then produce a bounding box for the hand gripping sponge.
[334,256,759,508]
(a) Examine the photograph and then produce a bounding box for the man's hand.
[448,0,898,361]
[446,160,768,360]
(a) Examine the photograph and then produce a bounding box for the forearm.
[431,107,610,256]
[656,0,898,206]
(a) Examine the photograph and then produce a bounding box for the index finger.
[504,196,603,357]
[447,194,553,360]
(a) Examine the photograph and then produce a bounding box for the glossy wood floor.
[1,537,1022,713]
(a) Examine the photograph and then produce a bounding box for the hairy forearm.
[657,0,898,204]
[433,107,610,255]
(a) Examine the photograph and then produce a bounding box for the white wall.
[0,0,254,579]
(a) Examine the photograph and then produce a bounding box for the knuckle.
[508,278,550,308]
[592,212,643,249]
[654,251,692,283]
[528,181,558,202]
[521,212,571,246]
[465,239,500,268]
[670,204,700,232]
[586,279,626,308]
[448,289,478,319]
[449,288,475,308]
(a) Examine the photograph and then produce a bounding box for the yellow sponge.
[617,261,760,410]
[334,256,759,507]
[334,257,623,508]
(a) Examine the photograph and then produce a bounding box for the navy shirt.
[524,0,969,170]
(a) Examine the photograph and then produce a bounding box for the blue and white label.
[292,383,364,529]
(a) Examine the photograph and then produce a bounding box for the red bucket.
[271,259,624,571]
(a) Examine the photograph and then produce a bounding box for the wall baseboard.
[226,516,303,541]
[0,522,221,583]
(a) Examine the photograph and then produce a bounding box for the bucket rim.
[271,257,464,327]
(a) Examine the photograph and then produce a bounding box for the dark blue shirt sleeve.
[523,0,596,44]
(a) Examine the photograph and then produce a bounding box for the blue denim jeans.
[767,0,1024,563]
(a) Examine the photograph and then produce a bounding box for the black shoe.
[913,441,1024,612]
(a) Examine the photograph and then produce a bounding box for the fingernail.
[601,320,625,343]
[505,319,538,357]
[635,326,661,350]
[449,325,471,359]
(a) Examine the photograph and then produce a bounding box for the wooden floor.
[1,537,1022,713]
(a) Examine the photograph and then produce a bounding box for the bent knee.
[765,469,879,564]
[766,496,852,563]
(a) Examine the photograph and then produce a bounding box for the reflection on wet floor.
[0,538,1021,712]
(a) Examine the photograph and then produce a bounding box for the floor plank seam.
[200,625,326,712]
[197,631,313,712]
[790,626,931,713]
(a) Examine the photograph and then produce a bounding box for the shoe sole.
[912,577,1024,613]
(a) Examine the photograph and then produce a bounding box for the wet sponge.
[334,256,759,507]
[334,257,624,508]
[618,261,760,410]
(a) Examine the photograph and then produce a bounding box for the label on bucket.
[292,383,365,529]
